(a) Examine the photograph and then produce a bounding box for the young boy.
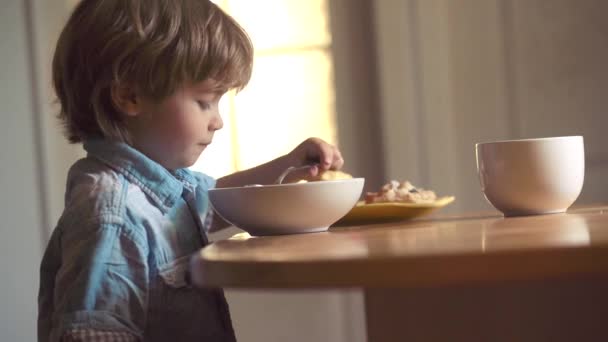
[38,1,344,341]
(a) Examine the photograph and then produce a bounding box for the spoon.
[244,164,319,187]
[274,164,318,184]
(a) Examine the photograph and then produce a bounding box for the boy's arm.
[48,221,149,341]
[215,137,344,188]
[215,154,293,188]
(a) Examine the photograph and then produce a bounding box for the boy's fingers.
[308,164,320,177]
[332,146,344,170]
[316,143,334,169]
[301,138,344,170]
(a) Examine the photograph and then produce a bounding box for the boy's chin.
[166,148,205,170]
[176,159,198,169]
[182,154,203,169]
[162,156,198,171]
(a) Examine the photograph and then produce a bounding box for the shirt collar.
[84,140,197,213]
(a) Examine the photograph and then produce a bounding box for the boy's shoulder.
[57,156,156,246]
[61,157,129,225]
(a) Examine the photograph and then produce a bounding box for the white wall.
[0,1,46,340]
[30,0,85,227]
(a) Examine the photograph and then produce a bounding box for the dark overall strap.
[183,190,237,341]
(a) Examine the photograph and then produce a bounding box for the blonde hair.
[53,0,253,143]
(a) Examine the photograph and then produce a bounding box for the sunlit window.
[192,0,337,178]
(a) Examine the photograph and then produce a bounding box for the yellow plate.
[333,196,455,226]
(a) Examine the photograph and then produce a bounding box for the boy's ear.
[111,83,141,117]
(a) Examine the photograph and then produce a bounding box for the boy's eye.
[197,101,212,110]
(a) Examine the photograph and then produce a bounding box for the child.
[37,1,344,341]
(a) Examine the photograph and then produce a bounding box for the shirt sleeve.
[49,220,149,341]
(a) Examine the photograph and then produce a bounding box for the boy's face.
[128,80,225,170]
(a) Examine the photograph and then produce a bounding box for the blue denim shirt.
[38,140,235,342]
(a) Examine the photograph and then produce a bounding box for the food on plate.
[365,180,437,204]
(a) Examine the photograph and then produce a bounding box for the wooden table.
[191,206,608,341]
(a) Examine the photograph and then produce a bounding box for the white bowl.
[208,178,365,236]
[476,136,584,216]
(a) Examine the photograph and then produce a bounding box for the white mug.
[476,136,585,216]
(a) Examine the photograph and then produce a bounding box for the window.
[192,0,337,178]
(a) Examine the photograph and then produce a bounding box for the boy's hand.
[216,137,345,192]
[286,137,344,179]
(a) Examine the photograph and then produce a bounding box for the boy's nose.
[210,113,223,131]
